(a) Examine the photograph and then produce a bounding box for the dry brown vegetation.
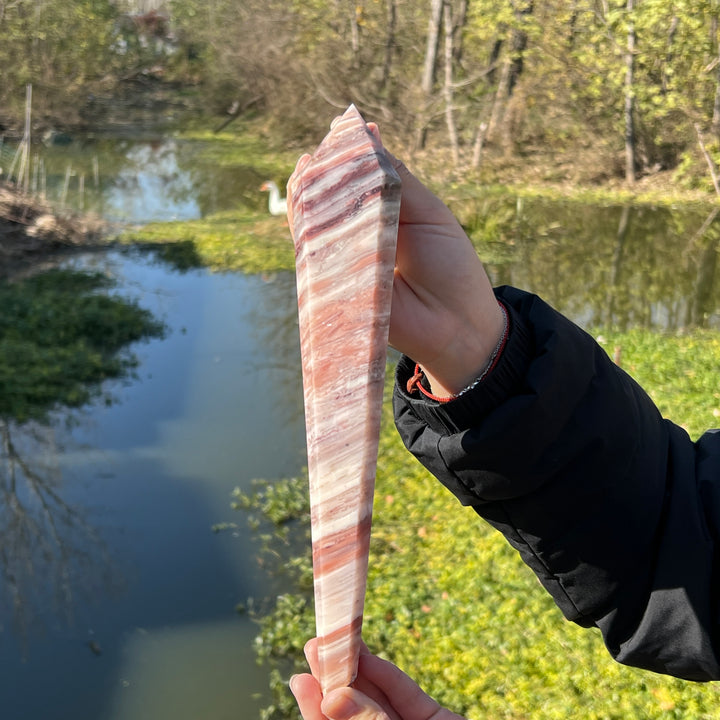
[0,183,106,272]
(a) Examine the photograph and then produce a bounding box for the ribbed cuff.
[394,294,534,435]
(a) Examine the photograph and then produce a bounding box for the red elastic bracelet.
[406,302,509,403]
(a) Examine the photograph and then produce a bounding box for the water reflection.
[26,137,270,224]
[106,620,267,720]
[0,419,116,642]
[462,195,720,330]
[3,132,720,719]
[107,141,199,222]
[19,135,720,332]
[0,251,306,720]
[0,264,166,649]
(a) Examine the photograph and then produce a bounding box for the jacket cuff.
[394,289,534,434]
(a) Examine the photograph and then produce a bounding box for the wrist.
[409,302,509,401]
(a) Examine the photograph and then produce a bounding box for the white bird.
[260,180,288,216]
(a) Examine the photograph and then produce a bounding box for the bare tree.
[442,1,460,165]
[415,0,445,150]
[0,419,117,639]
[711,4,720,137]
[484,0,533,146]
[624,0,637,183]
[348,0,361,69]
[451,0,468,66]
[380,0,398,92]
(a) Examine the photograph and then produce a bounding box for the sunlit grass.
[239,333,720,720]
[120,210,295,274]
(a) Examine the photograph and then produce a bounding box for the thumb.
[321,687,391,720]
[365,122,451,226]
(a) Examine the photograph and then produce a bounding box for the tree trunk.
[487,38,503,84]
[421,0,444,94]
[471,120,488,168]
[415,0,444,150]
[713,63,720,139]
[442,1,459,166]
[472,31,505,166]
[484,57,511,145]
[348,0,360,69]
[711,9,720,136]
[661,15,679,94]
[566,6,578,48]
[485,0,532,145]
[606,205,631,325]
[624,0,636,184]
[691,215,720,327]
[695,122,720,195]
[508,0,533,95]
[380,0,398,91]
[452,0,468,66]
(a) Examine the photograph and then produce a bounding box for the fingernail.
[322,689,360,720]
[288,675,299,695]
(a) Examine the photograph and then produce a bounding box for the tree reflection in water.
[460,194,720,331]
[0,418,116,640]
[0,265,165,642]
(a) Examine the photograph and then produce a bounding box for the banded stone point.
[289,104,402,693]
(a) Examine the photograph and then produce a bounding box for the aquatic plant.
[121,211,295,274]
[238,340,720,719]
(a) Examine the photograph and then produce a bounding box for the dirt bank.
[0,182,107,276]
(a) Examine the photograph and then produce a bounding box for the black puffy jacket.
[393,286,720,681]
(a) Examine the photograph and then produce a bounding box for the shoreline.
[0,182,107,277]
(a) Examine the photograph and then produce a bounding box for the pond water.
[5,133,271,224]
[3,136,720,720]
[1,247,306,720]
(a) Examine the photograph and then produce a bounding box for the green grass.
[179,125,302,174]
[120,210,296,274]
[237,330,720,720]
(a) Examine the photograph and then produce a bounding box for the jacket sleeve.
[393,286,720,681]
